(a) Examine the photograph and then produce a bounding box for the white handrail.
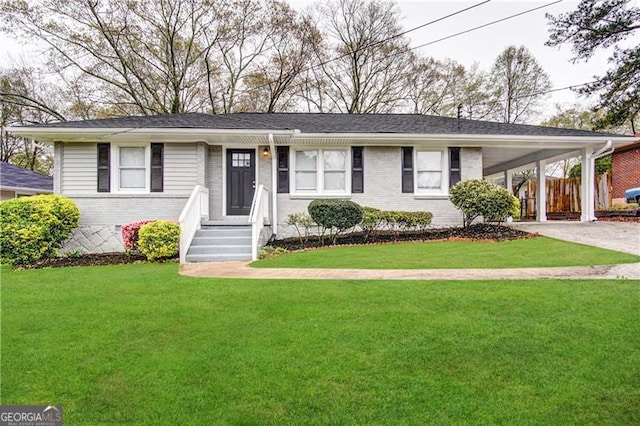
[178,185,209,264]
[248,184,270,260]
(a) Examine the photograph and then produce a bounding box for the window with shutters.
[98,142,164,193]
[291,148,351,195]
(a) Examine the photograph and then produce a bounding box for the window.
[119,146,146,190]
[96,143,164,193]
[292,148,349,194]
[402,147,449,194]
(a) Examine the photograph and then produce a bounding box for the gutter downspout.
[592,140,613,159]
[269,133,277,235]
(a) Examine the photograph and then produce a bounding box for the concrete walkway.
[509,221,640,256]
[181,261,640,280]
[180,221,640,280]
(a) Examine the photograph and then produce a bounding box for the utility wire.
[411,0,563,51]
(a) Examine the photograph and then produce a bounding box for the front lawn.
[2,263,639,424]
[253,236,640,269]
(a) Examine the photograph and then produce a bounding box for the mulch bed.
[268,224,533,251]
[28,252,149,269]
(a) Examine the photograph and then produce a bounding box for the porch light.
[262,146,270,158]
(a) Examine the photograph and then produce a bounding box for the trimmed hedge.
[450,179,518,227]
[308,199,364,244]
[360,207,433,238]
[0,195,80,265]
[138,220,180,261]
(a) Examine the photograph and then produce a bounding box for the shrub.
[286,212,315,245]
[450,179,518,227]
[361,207,384,238]
[121,220,156,251]
[308,199,364,244]
[0,195,80,266]
[259,246,289,259]
[138,220,180,261]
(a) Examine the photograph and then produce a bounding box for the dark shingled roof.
[25,112,626,138]
[0,162,53,191]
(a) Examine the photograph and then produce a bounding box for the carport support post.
[580,146,595,221]
[504,170,513,194]
[536,160,547,222]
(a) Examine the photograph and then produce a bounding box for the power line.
[411,0,563,51]
[250,1,493,92]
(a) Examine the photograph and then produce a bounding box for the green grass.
[2,263,639,424]
[252,236,640,269]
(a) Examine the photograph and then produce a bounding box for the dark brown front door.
[226,149,255,215]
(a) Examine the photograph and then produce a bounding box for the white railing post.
[248,185,270,261]
[178,185,209,264]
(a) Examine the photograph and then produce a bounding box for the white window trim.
[111,142,151,193]
[290,147,351,196]
[414,148,449,195]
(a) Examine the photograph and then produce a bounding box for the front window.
[292,148,349,194]
[114,144,149,192]
[119,147,146,189]
[415,149,447,193]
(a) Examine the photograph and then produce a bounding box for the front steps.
[185,223,252,262]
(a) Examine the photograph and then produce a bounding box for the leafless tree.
[308,0,413,113]
[489,45,552,124]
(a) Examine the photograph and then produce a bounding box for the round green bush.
[308,199,364,231]
[138,220,180,261]
[450,179,518,227]
[0,195,80,266]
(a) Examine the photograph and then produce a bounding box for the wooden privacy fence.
[522,172,611,217]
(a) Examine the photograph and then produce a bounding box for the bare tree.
[0,67,61,174]
[489,45,552,123]
[1,0,224,115]
[308,0,413,113]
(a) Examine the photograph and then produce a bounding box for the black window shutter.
[97,143,110,192]
[449,147,461,188]
[277,146,289,193]
[401,147,413,193]
[352,147,364,193]
[150,143,164,192]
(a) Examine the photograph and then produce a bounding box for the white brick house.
[9,113,635,262]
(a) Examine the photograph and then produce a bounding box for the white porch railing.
[178,185,209,264]
[248,184,270,260]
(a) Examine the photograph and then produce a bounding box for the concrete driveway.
[510,221,640,256]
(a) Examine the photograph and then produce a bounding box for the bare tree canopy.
[308,0,413,113]
[489,45,552,123]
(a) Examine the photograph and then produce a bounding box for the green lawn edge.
[2,263,639,424]
[251,236,640,269]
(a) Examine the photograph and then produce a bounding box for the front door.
[226,149,255,215]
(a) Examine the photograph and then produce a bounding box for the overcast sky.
[1,0,638,119]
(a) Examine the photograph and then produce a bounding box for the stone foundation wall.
[61,225,124,254]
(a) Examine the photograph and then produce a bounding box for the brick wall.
[612,142,640,199]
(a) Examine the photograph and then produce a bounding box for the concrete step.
[185,253,252,262]
[187,244,251,255]
[191,236,252,246]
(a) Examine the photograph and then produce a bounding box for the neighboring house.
[8,113,635,262]
[0,161,53,200]
[611,139,640,203]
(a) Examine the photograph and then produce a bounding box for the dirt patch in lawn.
[268,224,534,251]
